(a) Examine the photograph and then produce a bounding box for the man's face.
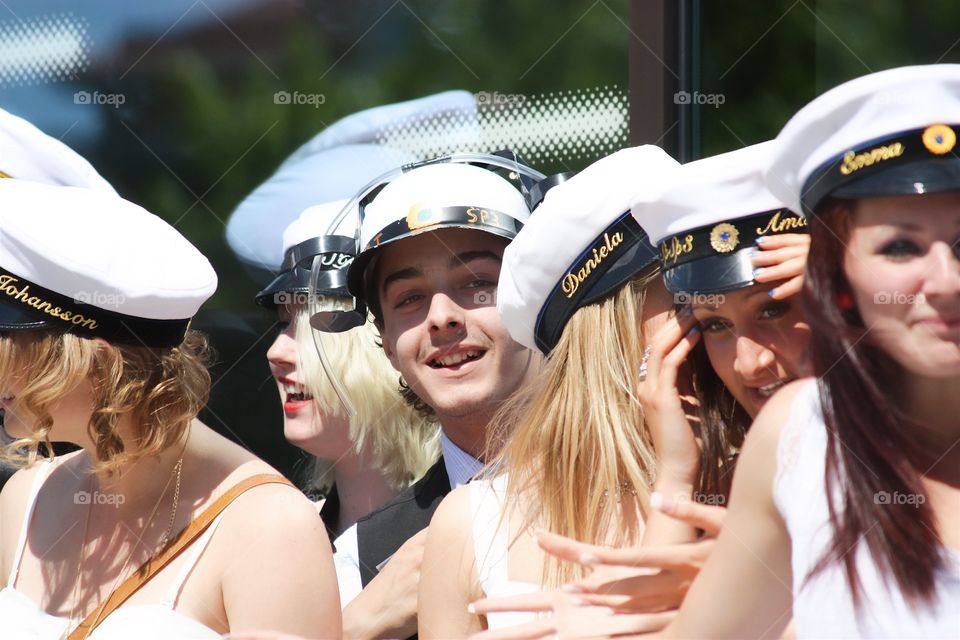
[374,228,535,424]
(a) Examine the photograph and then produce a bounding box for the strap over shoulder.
[68,473,294,639]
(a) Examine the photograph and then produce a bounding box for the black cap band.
[256,235,356,308]
[801,123,959,216]
[0,269,190,348]
[658,209,808,295]
[364,205,523,252]
[534,212,656,354]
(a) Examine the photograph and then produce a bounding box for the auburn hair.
[803,199,944,606]
[1,329,212,474]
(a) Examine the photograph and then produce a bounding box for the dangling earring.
[837,290,854,312]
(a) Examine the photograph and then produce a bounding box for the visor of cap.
[662,248,756,296]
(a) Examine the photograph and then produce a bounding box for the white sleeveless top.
[773,380,960,639]
[469,476,539,630]
[0,460,224,639]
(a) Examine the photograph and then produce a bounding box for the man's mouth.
[428,350,484,369]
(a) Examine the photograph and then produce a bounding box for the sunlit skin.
[375,228,538,456]
[265,303,352,459]
[692,282,812,418]
[844,192,960,378]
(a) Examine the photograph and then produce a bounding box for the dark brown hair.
[803,198,944,606]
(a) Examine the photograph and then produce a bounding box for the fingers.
[537,530,609,566]
[655,494,727,537]
[753,233,810,251]
[641,307,699,392]
[766,275,803,300]
[468,617,560,640]
[469,590,563,614]
[658,325,701,392]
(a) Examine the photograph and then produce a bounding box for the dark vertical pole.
[628,0,681,159]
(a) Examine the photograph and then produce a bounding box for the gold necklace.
[67,454,184,638]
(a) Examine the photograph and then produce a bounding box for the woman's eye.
[699,318,730,334]
[879,238,922,259]
[759,301,790,320]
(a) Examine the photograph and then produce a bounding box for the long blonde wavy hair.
[485,269,661,586]
[1,329,212,474]
[294,299,440,492]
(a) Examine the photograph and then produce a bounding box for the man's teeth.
[431,351,481,368]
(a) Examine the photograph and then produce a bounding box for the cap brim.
[580,239,659,306]
[347,223,519,301]
[0,298,55,331]
[663,248,756,296]
[256,266,352,308]
[828,156,960,202]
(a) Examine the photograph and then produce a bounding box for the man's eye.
[465,279,496,289]
[879,238,922,259]
[395,294,423,309]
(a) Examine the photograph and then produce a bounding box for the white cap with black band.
[0,180,217,348]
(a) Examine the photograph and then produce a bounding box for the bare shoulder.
[428,483,472,534]
[217,480,327,546]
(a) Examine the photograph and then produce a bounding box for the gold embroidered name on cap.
[839,142,904,176]
[0,275,98,329]
[561,232,624,298]
[660,234,694,265]
[755,211,807,235]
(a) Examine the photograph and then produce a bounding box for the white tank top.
[0,460,223,639]
[469,475,539,630]
[773,380,960,639]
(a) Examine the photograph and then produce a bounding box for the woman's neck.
[331,449,397,534]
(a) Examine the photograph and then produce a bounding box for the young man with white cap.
[331,159,541,639]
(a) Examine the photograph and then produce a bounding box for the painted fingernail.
[755,237,767,245]
[467,603,477,614]
[753,268,765,278]
[768,288,778,297]
[650,491,664,511]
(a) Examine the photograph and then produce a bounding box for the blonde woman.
[260,201,439,606]
[417,147,681,637]
[0,181,339,639]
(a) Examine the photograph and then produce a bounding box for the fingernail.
[687,325,700,336]
[561,583,585,593]
[755,237,767,245]
[467,603,477,614]
[768,289,778,297]
[649,491,663,511]
[753,268,765,278]
[579,552,598,565]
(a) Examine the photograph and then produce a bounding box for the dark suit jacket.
[356,457,451,587]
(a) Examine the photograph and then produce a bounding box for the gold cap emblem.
[709,223,739,253]
[406,203,437,231]
[922,124,956,155]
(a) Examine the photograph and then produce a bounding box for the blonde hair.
[486,270,660,586]
[293,300,440,491]
[1,329,212,474]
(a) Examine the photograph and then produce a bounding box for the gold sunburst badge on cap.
[0,170,11,179]
[406,203,437,231]
[710,223,739,253]
[922,124,956,155]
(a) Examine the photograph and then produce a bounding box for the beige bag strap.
[68,473,294,639]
